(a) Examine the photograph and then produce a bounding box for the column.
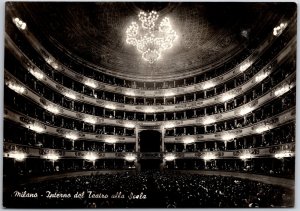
[136,129,140,152]
[253,136,257,147]
[161,129,165,152]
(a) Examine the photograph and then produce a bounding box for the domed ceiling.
[7,2,294,80]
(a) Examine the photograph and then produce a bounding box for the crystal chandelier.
[126,11,177,63]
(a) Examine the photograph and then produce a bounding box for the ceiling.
[7,2,295,81]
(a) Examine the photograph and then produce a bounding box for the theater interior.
[3,2,296,208]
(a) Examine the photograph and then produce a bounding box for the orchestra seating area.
[3,171,294,208]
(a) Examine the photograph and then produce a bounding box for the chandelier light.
[64,92,77,100]
[273,22,288,36]
[240,154,252,160]
[12,17,27,30]
[45,104,60,114]
[126,11,178,63]
[6,81,25,94]
[83,116,97,124]
[9,151,27,161]
[105,138,117,144]
[45,57,59,70]
[274,85,290,97]
[275,151,294,159]
[164,122,175,129]
[84,153,98,161]
[144,107,155,113]
[222,133,235,141]
[203,117,216,125]
[165,154,176,161]
[202,81,215,90]
[239,106,253,116]
[125,90,136,96]
[239,61,252,72]
[27,123,45,133]
[66,133,79,140]
[125,122,135,128]
[255,71,270,82]
[28,67,44,80]
[203,154,216,161]
[255,125,270,133]
[124,154,136,162]
[105,104,116,110]
[44,153,59,161]
[222,93,235,102]
[164,91,175,97]
[183,137,195,144]
[84,80,97,89]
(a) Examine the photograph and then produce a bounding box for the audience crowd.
[3,171,293,208]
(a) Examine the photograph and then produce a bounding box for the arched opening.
[139,130,162,171]
[139,130,161,152]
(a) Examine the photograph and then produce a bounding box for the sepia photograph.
[2,1,297,208]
